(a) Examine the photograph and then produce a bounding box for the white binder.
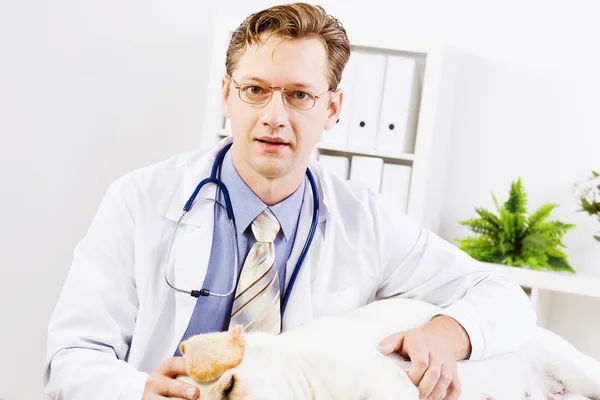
[349,156,384,192]
[376,55,420,153]
[318,155,350,180]
[321,52,358,146]
[346,52,386,150]
[380,163,412,213]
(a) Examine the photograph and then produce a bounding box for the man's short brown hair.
[226,3,351,91]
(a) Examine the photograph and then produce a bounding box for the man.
[44,3,536,400]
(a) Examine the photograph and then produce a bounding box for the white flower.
[574,175,600,201]
[574,180,592,199]
[585,186,600,204]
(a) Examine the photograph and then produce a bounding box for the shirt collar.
[219,148,305,240]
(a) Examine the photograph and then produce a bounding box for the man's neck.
[231,153,305,206]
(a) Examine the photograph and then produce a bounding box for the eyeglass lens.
[238,85,316,110]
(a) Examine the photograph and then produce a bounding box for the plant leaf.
[521,234,551,250]
[491,193,501,213]
[499,210,517,243]
[475,208,502,230]
[459,218,500,237]
[546,247,568,260]
[456,237,494,249]
[504,178,527,214]
[546,256,575,273]
[580,198,599,215]
[526,204,556,232]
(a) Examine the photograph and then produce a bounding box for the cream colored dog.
[177,299,600,400]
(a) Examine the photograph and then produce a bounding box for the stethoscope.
[164,142,319,316]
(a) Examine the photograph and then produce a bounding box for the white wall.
[1,1,599,399]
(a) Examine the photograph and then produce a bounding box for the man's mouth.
[256,137,288,145]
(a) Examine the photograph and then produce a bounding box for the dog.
[177,299,600,399]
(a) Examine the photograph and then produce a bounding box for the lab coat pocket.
[311,285,359,318]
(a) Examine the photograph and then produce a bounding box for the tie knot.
[251,209,280,243]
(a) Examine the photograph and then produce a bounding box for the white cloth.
[43,137,536,400]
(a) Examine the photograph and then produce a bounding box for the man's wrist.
[427,314,472,360]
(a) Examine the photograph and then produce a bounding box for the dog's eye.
[222,374,236,400]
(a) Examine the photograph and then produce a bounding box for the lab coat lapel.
[168,195,215,354]
[163,138,231,354]
[282,167,328,331]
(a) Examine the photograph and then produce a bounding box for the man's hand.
[378,315,471,400]
[142,357,200,400]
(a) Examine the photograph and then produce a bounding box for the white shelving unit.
[204,17,458,234]
[312,30,458,235]
[315,142,416,162]
[486,263,600,328]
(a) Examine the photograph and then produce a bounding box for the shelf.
[217,130,415,162]
[317,142,415,162]
[485,263,600,299]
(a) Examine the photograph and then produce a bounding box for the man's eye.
[247,86,266,95]
[293,91,308,100]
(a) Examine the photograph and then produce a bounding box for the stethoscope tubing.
[281,167,318,316]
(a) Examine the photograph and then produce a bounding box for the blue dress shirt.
[174,148,305,354]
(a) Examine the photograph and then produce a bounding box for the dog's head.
[179,327,302,400]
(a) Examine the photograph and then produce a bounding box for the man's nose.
[260,90,289,129]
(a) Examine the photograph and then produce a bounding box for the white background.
[1,1,599,399]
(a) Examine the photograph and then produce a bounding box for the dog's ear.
[211,371,238,399]
[179,325,245,383]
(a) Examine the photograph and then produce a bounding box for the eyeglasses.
[229,76,330,111]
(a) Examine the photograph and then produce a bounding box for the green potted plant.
[574,171,600,242]
[456,178,575,273]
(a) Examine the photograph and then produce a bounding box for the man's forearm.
[440,272,537,360]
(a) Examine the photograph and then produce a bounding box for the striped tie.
[229,209,281,334]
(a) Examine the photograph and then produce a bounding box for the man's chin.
[254,163,287,180]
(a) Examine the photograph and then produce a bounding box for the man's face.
[222,35,342,181]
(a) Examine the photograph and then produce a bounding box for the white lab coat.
[44,137,536,400]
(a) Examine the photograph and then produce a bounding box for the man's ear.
[179,325,245,383]
[323,88,343,131]
[222,74,232,118]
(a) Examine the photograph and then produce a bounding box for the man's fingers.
[155,357,189,378]
[444,372,462,400]
[414,354,440,399]
[378,332,405,355]
[420,362,452,400]
[145,357,199,400]
[407,350,430,386]
[145,375,199,400]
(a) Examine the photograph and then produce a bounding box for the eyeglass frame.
[228,75,332,111]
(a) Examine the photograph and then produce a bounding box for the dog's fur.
[177,299,600,400]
